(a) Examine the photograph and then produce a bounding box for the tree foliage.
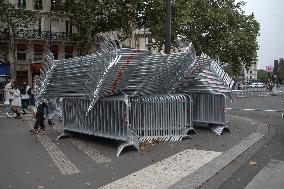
[142,0,260,77]
[0,0,36,78]
[257,69,270,83]
[0,0,36,32]
[276,58,284,84]
[58,0,259,76]
[58,0,144,55]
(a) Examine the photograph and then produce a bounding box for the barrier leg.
[116,130,140,156]
[57,130,73,140]
[209,124,230,136]
[185,127,197,135]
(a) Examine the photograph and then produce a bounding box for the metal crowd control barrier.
[130,94,194,142]
[34,35,236,155]
[174,57,234,94]
[86,47,196,114]
[34,36,122,103]
[60,94,193,156]
[189,92,229,135]
[227,89,284,118]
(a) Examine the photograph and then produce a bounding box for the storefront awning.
[0,64,10,77]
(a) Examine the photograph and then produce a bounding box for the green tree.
[0,0,36,79]
[276,58,284,84]
[58,0,259,77]
[58,0,144,55]
[257,69,269,83]
[142,0,260,77]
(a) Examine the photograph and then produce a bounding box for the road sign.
[266,65,273,72]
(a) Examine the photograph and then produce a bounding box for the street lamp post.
[49,0,55,50]
[165,0,171,54]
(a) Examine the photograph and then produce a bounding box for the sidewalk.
[0,112,269,189]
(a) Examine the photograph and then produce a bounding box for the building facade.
[0,0,76,85]
[243,59,257,83]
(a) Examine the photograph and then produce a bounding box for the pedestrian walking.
[11,86,22,119]
[3,79,15,117]
[31,100,47,133]
[19,81,31,115]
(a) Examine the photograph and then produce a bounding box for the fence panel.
[62,94,193,156]
[189,92,228,135]
[227,90,284,114]
[130,94,193,142]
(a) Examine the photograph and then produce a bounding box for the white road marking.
[37,133,80,175]
[72,138,111,163]
[53,122,111,163]
[25,118,80,175]
[245,159,284,189]
[226,108,283,112]
[99,149,222,189]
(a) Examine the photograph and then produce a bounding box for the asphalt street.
[212,110,284,189]
[0,107,259,189]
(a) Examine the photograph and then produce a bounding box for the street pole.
[165,0,171,54]
[49,13,52,50]
[49,1,53,50]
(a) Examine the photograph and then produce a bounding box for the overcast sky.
[241,0,284,69]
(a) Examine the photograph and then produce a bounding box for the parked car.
[249,82,265,88]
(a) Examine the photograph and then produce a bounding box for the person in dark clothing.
[30,100,47,133]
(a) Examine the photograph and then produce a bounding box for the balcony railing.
[15,30,73,41]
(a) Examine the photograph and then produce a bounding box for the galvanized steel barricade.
[227,89,284,118]
[130,94,194,142]
[62,94,193,156]
[189,92,229,135]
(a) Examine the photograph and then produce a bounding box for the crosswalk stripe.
[245,159,284,189]
[53,122,112,163]
[24,118,80,175]
[72,138,112,163]
[99,149,222,189]
[37,133,80,175]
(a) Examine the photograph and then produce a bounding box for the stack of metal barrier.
[171,56,234,134]
[174,57,233,94]
[35,36,121,102]
[35,35,234,155]
[86,48,195,114]
[62,94,192,156]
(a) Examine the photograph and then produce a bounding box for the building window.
[51,19,59,33]
[65,46,74,59]
[34,44,43,61]
[51,45,59,60]
[34,0,43,10]
[65,20,73,38]
[17,0,26,9]
[51,0,61,12]
[17,44,27,61]
[147,35,152,44]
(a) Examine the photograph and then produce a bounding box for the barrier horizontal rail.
[61,94,193,156]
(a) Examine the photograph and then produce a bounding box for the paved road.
[202,110,284,189]
[0,110,258,189]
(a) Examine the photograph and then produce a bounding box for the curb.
[170,114,269,189]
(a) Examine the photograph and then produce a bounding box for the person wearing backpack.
[19,81,31,115]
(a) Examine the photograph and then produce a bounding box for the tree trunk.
[9,26,16,79]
